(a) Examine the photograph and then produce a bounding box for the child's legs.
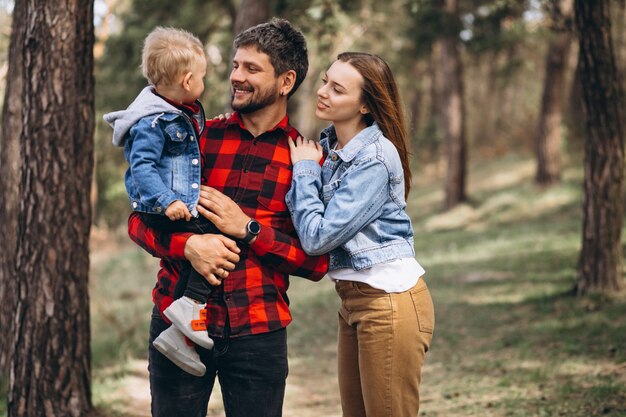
[140,213,220,235]
[184,269,212,303]
[141,213,219,303]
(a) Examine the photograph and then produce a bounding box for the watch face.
[248,220,261,234]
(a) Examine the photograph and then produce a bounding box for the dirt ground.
[100,358,342,417]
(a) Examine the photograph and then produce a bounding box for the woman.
[285,52,435,417]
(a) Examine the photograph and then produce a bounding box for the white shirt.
[328,257,425,293]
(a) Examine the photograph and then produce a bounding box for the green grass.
[290,153,626,416]
[3,153,625,416]
[90,233,159,368]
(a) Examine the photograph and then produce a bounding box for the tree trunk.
[575,0,625,294]
[535,0,574,186]
[0,1,96,415]
[233,0,271,36]
[0,0,25,374]
[567,50,586,150]
[475,51,500,150]
[408,62,424,148]
[440,0,467,210]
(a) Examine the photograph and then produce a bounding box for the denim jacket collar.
[320,123,382,162]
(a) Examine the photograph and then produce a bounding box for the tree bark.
[575,0,625,294]
[0,0,25,374]
[440,0,467,210]
[233,0,271,36]
[567,50,586,149]
[535,0,574,186]
[0,1,96,415]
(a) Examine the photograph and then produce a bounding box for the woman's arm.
[285,157,389,255]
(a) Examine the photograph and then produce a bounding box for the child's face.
[183,56,207,103]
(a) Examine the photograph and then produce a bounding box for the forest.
[0,0,624,416]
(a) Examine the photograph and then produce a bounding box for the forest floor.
[86,153,625,416]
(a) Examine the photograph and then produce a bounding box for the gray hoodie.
[103,86,187,147]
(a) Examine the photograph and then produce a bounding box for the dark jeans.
[141,213,223,302]
[148,308,289,417]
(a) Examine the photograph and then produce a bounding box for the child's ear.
[182,72,193,91]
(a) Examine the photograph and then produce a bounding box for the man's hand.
[197,186,250,239]
[165,200,192,221]
[184,234,241,285]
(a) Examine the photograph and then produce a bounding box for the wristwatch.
[242,219,261,244]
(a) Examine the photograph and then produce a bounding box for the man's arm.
[249,220,329,281]
[127,212,240,285]
[196,186,329,281]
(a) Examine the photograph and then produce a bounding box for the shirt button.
[190,136,195,141]
[176,131,183,139]
[192,159,199,165]
[331,153,338,161]
[132,202,138,208]
[243,168,249,173]
[191,183,199,189]
[155,207,162,213]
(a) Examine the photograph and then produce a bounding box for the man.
[128,18,329,417]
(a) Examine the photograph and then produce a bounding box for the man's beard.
[231,83,280,114]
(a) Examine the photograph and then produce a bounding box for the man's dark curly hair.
[234,18,309,97]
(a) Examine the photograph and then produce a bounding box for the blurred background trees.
[0,1,624,414]
[0,0,620,286]
[0,1,622,288]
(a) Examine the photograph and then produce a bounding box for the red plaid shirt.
[128,112,329,338]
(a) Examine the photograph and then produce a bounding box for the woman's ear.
[280,70,297,97]
[360,105,369,115]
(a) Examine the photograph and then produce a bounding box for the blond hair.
[141,27,205,86]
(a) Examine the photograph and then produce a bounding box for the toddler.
[104,27,220,377]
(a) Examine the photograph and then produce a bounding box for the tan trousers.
[335,278,434,417]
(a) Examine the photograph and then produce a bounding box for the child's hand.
[211,112,232,120]
[165,200,192,221]
[288,136,323,164]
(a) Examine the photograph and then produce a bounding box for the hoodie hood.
[103,86,181,147]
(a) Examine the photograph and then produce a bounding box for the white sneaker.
[163,297,214,349]
[153,326,206,377]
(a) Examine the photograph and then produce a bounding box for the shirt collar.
[320,123,382,162]
[228,112,292,135]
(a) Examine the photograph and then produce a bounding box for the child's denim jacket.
[103,86,204,217]
[286,123,415,271]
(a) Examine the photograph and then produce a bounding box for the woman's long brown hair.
[337,52,412,197]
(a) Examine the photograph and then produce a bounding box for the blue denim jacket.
[103,87,204,216]
[286,123,415,271]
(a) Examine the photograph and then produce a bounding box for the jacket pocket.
[164,123,189,155]
[257,164,291,212]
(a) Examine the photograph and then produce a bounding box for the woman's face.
[315,60,366,124]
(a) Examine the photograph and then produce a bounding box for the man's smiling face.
[230,46,281,114]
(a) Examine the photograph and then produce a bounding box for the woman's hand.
[210,112,232,120]
[288,136,323,164]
